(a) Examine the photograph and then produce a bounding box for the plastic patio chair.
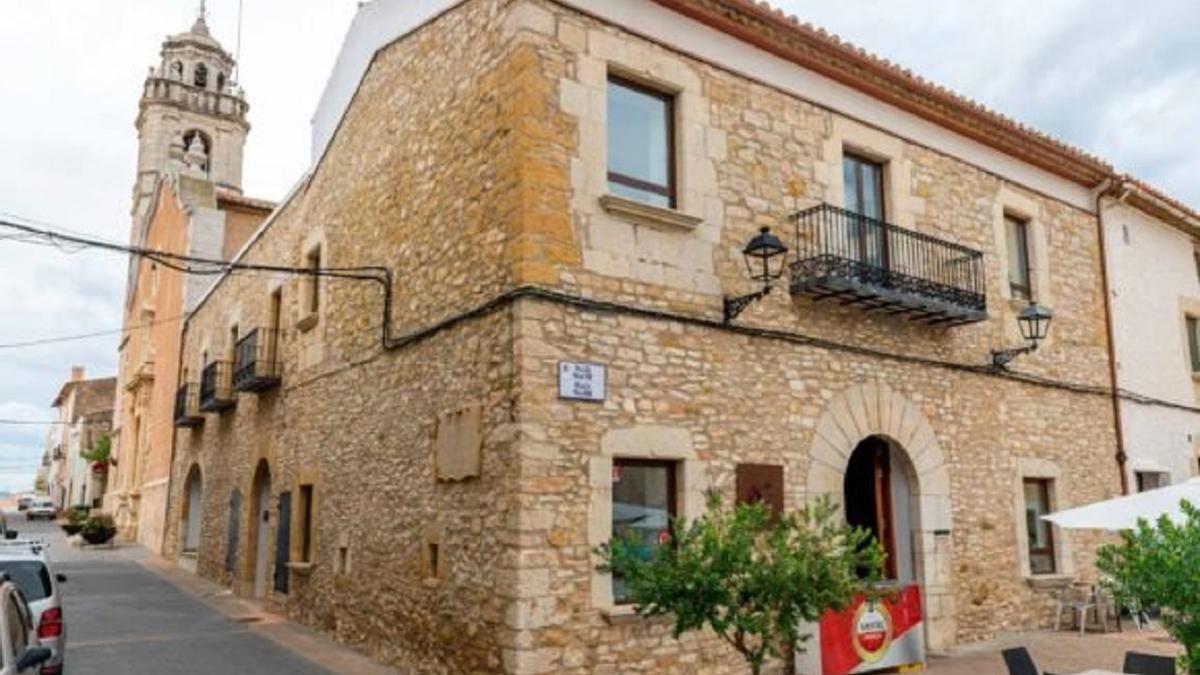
[1054,585,1096,635]
[1122,651,1176,675]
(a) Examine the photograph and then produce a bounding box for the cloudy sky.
[0,0,1196,494]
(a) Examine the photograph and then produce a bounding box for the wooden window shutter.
[736,464,784,519]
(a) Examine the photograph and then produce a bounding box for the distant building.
[46,367,115,510]
[104,11,271,552]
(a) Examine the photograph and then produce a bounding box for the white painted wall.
[1105,201,1200,486]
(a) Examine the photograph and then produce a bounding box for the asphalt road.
[7,511,334,675]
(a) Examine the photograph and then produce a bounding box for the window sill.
[286,561,314,576]
[1024,574,1073,591]
[600,605,672,626]
[599,194,702,232]
[296,313,318,333]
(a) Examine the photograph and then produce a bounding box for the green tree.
[1097,500,1200,673]
[598,494,884,675]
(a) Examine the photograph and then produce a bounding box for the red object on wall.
[819,584,924,674]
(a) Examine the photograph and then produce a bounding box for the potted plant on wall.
[80,513,117,546]
[81,435,113,477]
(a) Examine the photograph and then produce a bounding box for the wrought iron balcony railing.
[789,204,987,325]
[233,328,282,392]
[199,361,236,412]
[174,383,204,428]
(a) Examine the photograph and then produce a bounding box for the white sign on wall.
[558,361,606,402]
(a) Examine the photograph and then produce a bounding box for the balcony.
[199,361,236,412]
[174,383,204,428]
[233,328,282,392]
[789,204,987,326]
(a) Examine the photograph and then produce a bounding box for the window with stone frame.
[607,75,676,209]
[842,152,887,267]
[1188,316,1200,374]
[297,484,315,563]
[194,62,208,89]
[1023,477,1057,575]
[304,246,322,317]
[611,458,677,604]
[1005,214,1033,300]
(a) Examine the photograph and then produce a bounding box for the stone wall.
[167,1,532,672]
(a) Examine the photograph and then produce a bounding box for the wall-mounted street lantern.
[724,227,789,324]
[990,302,1054,368]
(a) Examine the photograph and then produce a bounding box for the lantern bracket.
[723,285,774,324]
[989,343,1037,370]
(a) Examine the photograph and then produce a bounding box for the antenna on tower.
[199,0,208,21]
[234,0,244,83]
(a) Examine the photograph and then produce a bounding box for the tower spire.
[192,0,211,36]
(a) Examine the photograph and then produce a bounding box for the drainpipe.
[1095,178,1130,495]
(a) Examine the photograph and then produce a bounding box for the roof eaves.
[652,0,1113,186]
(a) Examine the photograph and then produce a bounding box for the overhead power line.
[3,213,1199,418]
[0,314,185,350]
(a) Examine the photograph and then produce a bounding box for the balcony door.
[843,154,887,269]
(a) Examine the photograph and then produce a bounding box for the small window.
[1135,471,1169,492]
[217,72,226,92]
[297,484,314,563]
[305,247,322,316]
[1193,251,1200,287]
[171,61,183,79]
[194,63,208,88]
[1188,317,1200,374]
[607,76,675,209]
[1006,215,1033,300]
[611,459,676,603]
[1023,478,1056,575]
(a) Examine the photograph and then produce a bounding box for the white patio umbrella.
[1043,478,1200,531]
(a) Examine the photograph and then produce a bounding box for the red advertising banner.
[819,584,925,674]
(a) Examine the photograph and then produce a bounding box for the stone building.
[106,10,272,551]
[161,1,1196,673]
[1100,180,1200,491]
[46,367,115,510]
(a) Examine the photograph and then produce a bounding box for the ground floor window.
[1134,471,1169,492]
[611,458,676,604]
[1023,478,1057,575]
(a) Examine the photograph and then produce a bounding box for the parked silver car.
[22,502,53,523]
[0,573,51,674]
[0,542,65,675]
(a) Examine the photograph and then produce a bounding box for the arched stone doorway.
[807,383,955,650]
[182,464,204,554]
[249,460,272,599]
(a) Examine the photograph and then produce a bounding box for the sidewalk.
[138,555,403,675]
[925,628,1181,675]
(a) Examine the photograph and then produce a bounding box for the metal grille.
[233,328,282,392]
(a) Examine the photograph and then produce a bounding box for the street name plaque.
[558,361,606,402]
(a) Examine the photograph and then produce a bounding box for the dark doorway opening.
[845,436,898,579]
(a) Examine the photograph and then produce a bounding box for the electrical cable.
[0,314,186,350]
[3,215,1199,417]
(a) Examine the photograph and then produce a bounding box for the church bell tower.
[131,3,249,233]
